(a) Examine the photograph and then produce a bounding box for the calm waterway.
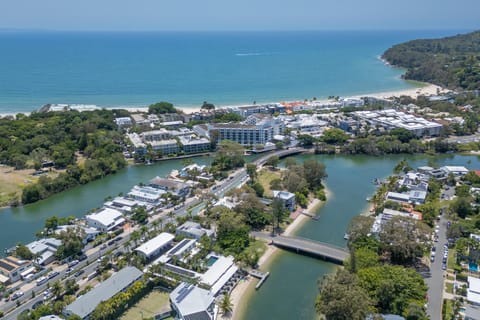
[242,153,480,320]
[1,153,480,318]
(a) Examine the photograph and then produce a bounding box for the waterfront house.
[273,190,296,212]
[0,256,33,284]
[103,196,138,214]
[85,208,125,233]
[26,238,62,265]
[440,166,469,177]
[170,282,216,320]
[134,232,174,260]
[63,266,143,320]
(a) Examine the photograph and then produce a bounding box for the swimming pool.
[469,262,478,272]
[206,256,218,267]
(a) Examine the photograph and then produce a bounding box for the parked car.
[48,271,59,279]
[65,267,73,275]
[74,270,85,277]
[68,259,79,267]
[78,254,87,261]
[11,291,24,300]
[32,300,43,310]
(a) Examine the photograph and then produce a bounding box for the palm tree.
[130,230,141,247]
[219,293,233,316]
[51,280,63,300]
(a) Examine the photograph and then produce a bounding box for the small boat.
[343,233,350,240]
[366,197,371,202]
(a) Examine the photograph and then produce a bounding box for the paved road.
[426,210,448,320]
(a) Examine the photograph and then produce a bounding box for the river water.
[242,153,480,320]
[1,153,479,318]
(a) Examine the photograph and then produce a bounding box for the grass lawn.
[447,274,454,281]
[446,282,454,294]
[257,169,281,197]
[448,249,457,270]
[120,290,171,320]
[443,299,454,320]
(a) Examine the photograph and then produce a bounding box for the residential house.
[149,177,190,198]
[273,190,296,212]
[176,221,214,240]
[0,256,33,284]
[170,282,216,320]
[26,238,62,265]
[134,233,174,260]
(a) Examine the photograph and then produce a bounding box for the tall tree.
[316,269,372,320]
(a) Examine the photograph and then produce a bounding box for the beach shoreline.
[226,189,331,320]
[0,82,445,119]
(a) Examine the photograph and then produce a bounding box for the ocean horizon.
[0,29,470,114]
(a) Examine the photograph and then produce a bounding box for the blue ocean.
[0,30,467,113]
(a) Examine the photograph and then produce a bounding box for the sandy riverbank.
[225,190,330,320]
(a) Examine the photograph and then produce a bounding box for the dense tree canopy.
[0,110,127,204]
[147,101,178,114]
[383,30,480,90]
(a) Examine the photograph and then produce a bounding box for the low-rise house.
[170,282,216,320]
[176,221,214,240]
[385,192,411,204]
[63,266,143,320]
[135,232,174,260]
[273,190,296,212]
[114,117,132,127]
[385,191,426,205]
[26,238,62,265]
[86,208,125,233]
[0,256,33,284]
[149,177,190,198]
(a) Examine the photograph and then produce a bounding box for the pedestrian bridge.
[251,232,349,265]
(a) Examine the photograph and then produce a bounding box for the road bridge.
[251,232,348,265]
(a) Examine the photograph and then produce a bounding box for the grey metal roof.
[64,266,143,319]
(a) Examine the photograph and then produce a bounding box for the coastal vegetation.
[382,30,480,90]
[0,110,126,205]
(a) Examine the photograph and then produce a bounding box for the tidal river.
[1,153,479,319]
[242,153,480,320]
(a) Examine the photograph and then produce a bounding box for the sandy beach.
[0,82,445,119]
[225,191,329,320]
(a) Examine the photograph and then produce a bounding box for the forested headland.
[0,110,127,205]
[382,30,480,90]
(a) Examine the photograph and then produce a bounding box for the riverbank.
[227,190,330,320]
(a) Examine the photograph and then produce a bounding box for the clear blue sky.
[1,0,479,31]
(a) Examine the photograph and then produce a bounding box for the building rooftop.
[64,266,143,319]
[200,255,235,287]
[86,208,125,230]
[468,276,480,305]
[170,282,215,320]
[135,233,174,258]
